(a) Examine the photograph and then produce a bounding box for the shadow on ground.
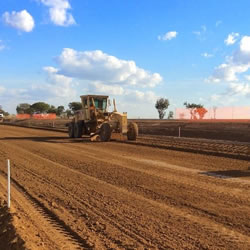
[0,201,25,250]
[0,136,96,144]
[200,169,250,179]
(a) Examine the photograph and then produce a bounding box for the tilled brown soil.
[4,118,250,142]
[0,125,250,249]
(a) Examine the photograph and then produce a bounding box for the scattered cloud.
[207,35,250,102]
[209,63,249,82]
[39,0,76,26]
[244,75,250,81]
[1,48,162,116]
[56,48,162,88]
[216,20,222,27]
[90,82,125,96]
[201,52,213,58]
[2,10,35,32]
[224,32,239,46]
[89,83,158,104]
[209,35,250,83]
[0,86,6,95]
[0,40,5,51]
[228,82,250,97]
[158,31,178,41]
[42,66,77,98]
[193,25,206,38]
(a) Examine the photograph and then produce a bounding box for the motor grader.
[67,95,138,141]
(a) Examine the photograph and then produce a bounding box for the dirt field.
[5,118,250,142]
[0,125,250,249]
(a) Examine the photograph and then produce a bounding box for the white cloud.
[42,66,76,98]
[228,82,250,96]
[2,10,35,32]
[133,90,158,103]
[224,32,239,46]
[90,82,125,96]
[201,52,213,58]
[39,0,75,26]
[158,31,178,41]
[210,63,249,82]
[244,75,250,81]
[209,36,250,83]
[0,40,5,51]
[0,86,6,95]
[56,48,162,88]
[193,25,206,38]
[240,36,250,53]
[216,20,222,27]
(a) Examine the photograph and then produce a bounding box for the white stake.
[178,127,181,138]
[7,159,10,208]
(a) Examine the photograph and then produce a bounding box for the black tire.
[74,122,82,138]
[127,122,138,140]
[68,122,74,138]
[99,123,111,142]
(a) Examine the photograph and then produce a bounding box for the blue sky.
[0,0,250,117]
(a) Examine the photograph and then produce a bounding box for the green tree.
[66,109,73,118]
[31,102,50,114]
[184,102,207,120]
[56,105,65,116]
[68,102,82,112]
[167,111,174,119]
[0,106,9,116]
[47,105,57,114]
[155,98,170,119]
[16,103,31,114]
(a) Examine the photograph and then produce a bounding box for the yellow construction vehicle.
[67,95,138,141]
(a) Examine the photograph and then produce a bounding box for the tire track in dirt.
[1,130,250,228]
[0,173,89,250]
[1,139,250,249]
[0,141,157,248]
[2,123,250,160]
[1,126,250,249]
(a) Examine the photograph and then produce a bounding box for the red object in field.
[176,107,250,120]
[16,113,56,119]
[32,113,56,119]
[16,114,31,119]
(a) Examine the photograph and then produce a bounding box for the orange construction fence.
[16,113,57,120]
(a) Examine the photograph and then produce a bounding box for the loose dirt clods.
[0,125,249,249]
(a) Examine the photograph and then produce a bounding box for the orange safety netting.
[16,113,57,119]
[16,114,31,119]
[175,107,250,120]
[32,113,56,119]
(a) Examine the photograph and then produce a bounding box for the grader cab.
[68,95,138,141]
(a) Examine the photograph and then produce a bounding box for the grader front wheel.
[99,123,112,142]
[127,122,138,140]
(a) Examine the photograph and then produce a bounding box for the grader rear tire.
[127,122,138,140]
[68,122,74,138]
[99,123,111,142]
[74,122,82,138]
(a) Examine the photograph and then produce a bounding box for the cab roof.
[80,95,109,99]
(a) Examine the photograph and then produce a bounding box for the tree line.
[5,99,207,120]
[0,105,9,116]
[16,102,83,117]
[155,98,208,120]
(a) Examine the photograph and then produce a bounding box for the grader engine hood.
[110,112,128,134]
